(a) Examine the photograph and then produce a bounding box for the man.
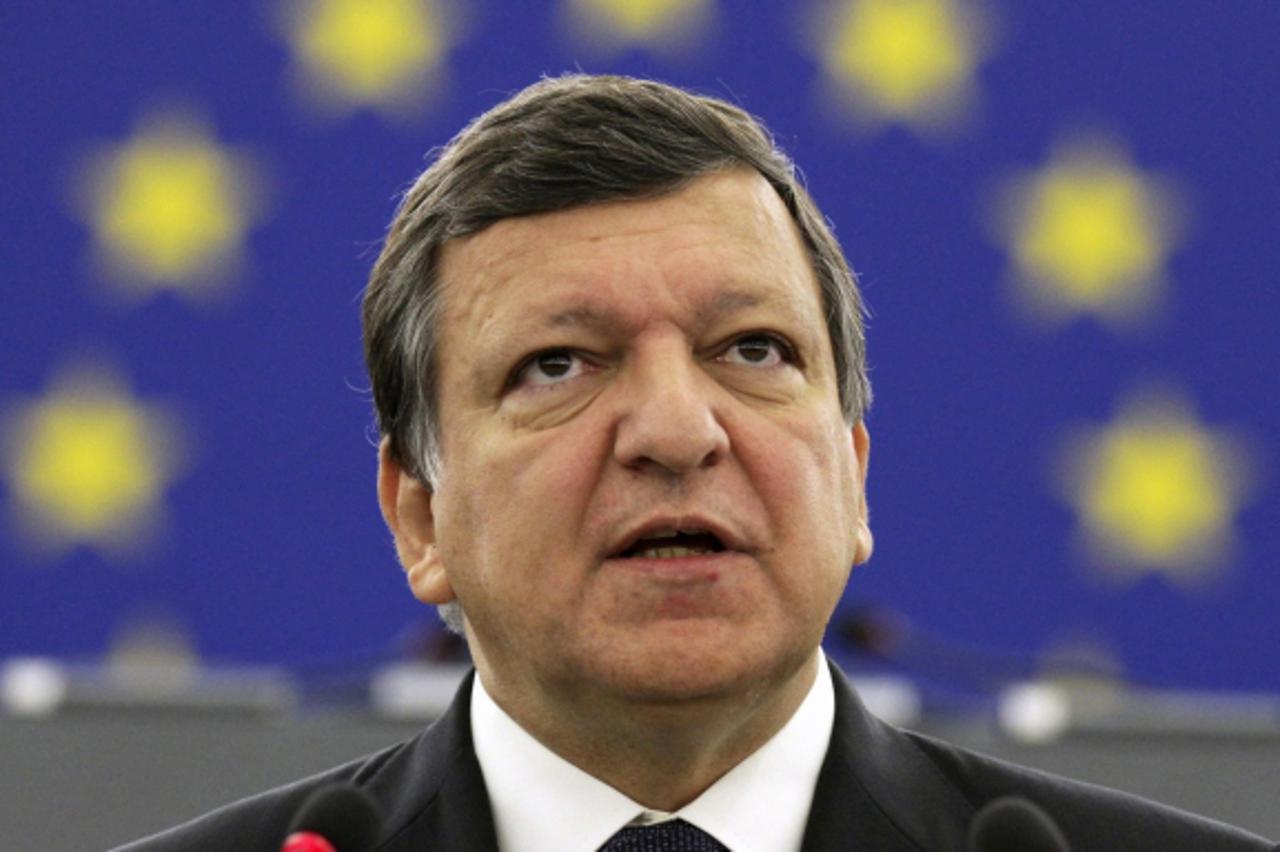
[121,75,1275,851]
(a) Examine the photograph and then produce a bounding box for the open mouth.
[617,529,727,560]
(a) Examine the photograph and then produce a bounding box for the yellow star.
[1056,391,1251,584]
[74,112,261,299]
[994,136,1182,324]
[563,0,714,52]
[816,0,990,131]
[280,0,451,115]
[1,363,187,559]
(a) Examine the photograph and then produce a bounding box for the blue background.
[2,1,1277,693]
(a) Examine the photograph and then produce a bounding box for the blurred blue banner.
[2,1,1277,691]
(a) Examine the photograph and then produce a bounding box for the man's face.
[382,169,872,714]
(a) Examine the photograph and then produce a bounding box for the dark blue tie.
[599,818,729,851]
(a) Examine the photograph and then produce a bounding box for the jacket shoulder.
[112,739,409,852]
[113,672,493,852]
[903,729,1276,851]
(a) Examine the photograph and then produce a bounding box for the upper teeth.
[636,545,711,559]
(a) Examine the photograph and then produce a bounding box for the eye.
[718,333,793,368]
[512,349,590,389]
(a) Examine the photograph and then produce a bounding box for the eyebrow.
[540,289,786,335]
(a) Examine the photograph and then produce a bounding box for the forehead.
[435,169,823,347]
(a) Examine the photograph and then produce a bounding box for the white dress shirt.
[471,650,836,852]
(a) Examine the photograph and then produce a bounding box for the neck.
[476,652,819,811]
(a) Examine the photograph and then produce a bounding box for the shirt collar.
[471,649,835,852]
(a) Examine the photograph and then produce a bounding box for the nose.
[612,341,730,475]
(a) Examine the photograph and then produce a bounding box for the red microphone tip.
[281,831,338,852]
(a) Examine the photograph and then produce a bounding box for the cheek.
[765,417,855,517]
[441,419,607,585]
[814,414,860,511]
[502,427,603,531]
[748,414,859,584]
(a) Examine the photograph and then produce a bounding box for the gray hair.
[362,74,871,632]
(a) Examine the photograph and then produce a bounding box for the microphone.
[281,783,383,852]
[968,796,1071,852]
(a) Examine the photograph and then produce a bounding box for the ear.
[850,421,874,566]
[377,439,455,605]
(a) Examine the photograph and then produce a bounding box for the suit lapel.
[375,663,976,851]
[377,671,501,852]
[802,661,974,852]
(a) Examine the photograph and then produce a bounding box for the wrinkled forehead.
[433,169,819,336]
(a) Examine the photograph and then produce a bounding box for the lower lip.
[605,551,741,583]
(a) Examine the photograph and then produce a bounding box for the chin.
[584,625,812,706]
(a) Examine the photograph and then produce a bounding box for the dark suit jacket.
[117,664,1277,851]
